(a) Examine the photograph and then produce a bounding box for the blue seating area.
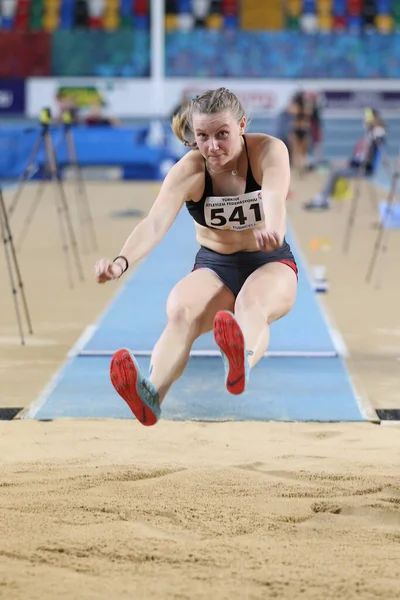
[164,0,399,33]
[166,30,400,77]
[0,0,150,32]
[52,30,150,76]
[1,0,399,34]
[2,1,400,77]
[48,28,400,77]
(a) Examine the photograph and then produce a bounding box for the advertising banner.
[27,78,400,120]
[26,78,297,119]
[322,90,400,111]
[26,78,151,119]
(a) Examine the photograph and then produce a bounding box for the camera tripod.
[365,147,400,288]
[0,185,33,345]
[57,110,98,254]
[7,108,85,289]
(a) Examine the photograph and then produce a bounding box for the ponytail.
[171,106,197,148]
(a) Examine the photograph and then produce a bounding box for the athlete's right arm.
[94,153,202,283]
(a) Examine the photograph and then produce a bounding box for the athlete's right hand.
[94,258,123,284]
[253,229,282,252]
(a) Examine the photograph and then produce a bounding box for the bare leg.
[110,268,234,425]
[289,135,310,172]
[149,269,234,401]
[234,262,297,368]
[289,135,301,170]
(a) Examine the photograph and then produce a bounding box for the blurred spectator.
[287,91,312,171]
[271,101,294,163]
[304,108,386,210]
[306,91,324,169]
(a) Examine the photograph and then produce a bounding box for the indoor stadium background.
[1,0,400,181]
[1,5,400,598]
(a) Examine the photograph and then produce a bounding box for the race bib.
[204,190,265,231]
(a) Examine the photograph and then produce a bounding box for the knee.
[166,301,202,333]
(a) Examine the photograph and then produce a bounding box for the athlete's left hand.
[253,229,282,252]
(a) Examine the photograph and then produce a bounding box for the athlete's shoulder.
[246,132,286,148]
[245,132,270,143]
[162,148,205,200]
[246,133,288,160]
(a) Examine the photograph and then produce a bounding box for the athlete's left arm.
[258,137,290,248]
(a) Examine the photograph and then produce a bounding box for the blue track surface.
[80,210,337,356]
[25,355,363,422]
[23,207,369,422]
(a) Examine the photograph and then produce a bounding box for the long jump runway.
[23,210,372,422]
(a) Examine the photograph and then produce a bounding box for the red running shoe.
[110,349,160,426]
[213,310,249,395]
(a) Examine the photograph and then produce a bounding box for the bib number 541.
[210,203,262,227]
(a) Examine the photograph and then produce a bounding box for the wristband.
[113,255,129,275]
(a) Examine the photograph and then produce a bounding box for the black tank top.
[185,136,265,232]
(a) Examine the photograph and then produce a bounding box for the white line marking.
[76,349,338,358]
[68,324,98,357]
[20,357,75,419]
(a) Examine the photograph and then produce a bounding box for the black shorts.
[193,243,297,297]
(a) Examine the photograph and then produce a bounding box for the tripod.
[58,110,98,254]
[342,141,390,255]
[8,108,85,289]
[342,161,367,255]
[0,185,33,345]
[365,148,400,288]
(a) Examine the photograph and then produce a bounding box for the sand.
[0,178,399,599]
[0,420,399,600]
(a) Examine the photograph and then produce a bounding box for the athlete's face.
[192,110,246,166]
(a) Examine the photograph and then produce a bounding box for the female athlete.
[94,87,298,426]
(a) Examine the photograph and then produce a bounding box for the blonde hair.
[171,87,245,148]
